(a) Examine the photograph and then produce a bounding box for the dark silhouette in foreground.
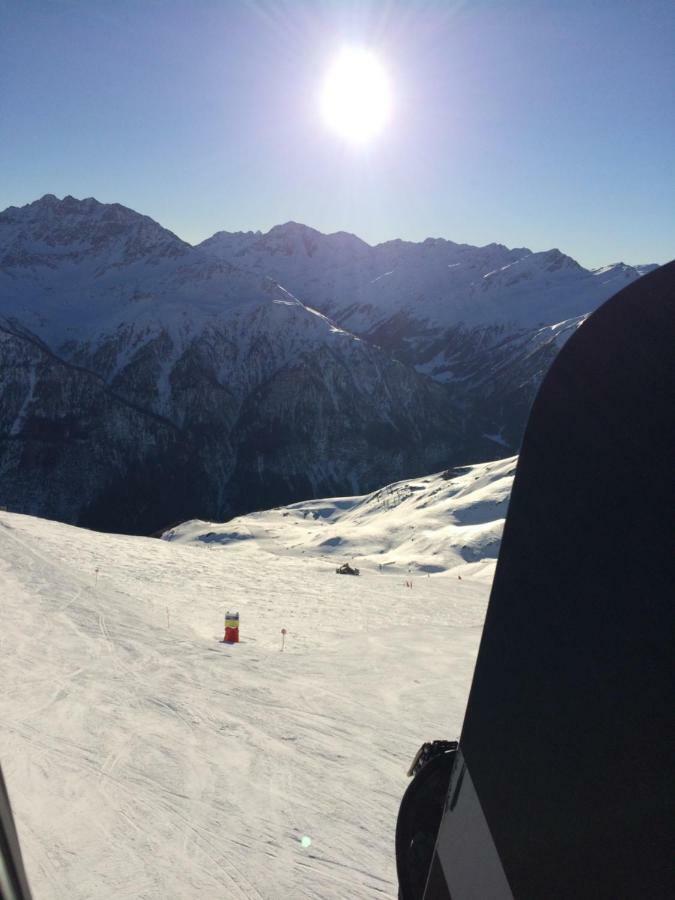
[397,262,674,898]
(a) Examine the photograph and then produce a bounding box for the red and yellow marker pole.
[224,611,239,643]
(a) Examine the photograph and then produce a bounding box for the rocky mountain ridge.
[200,219,655,332]
[200,217,657,451]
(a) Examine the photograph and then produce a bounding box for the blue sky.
[1,0,673,267]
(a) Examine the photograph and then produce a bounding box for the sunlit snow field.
[0,458,513,899]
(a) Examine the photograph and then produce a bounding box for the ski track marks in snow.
[0,459,510,898]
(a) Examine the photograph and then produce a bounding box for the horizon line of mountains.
[0,194,660,534]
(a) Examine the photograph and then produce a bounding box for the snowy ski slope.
[0,458,513,899]
[168,457,515,582]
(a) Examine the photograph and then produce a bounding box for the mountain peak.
[1,194,190,270]
[30,193,102,212]
[539,248,583,272]
[268,220,318,235]
[264,222,370,250]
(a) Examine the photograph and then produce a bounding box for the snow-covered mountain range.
[200,222,655,331]
[200,222,657,449]
[0,194,658,532]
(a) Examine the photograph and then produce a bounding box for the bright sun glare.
[320,47,392,145]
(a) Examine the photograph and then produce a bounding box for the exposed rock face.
[0,323,191,533]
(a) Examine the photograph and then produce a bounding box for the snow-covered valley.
[0,458,512,899]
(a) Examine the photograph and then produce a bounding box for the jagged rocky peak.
[540,247,583,272]
[374,235,526,270]
[201,221,371,263]
[593,261,660,279]
[197,229,261,260]
[422,236,457,248]
[0,194,190,269]
[261,221,323,256]
[482,247,583,283]
[259,221,370,259]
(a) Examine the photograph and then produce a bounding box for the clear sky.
[1,0,673,267]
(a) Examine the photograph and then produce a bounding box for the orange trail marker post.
[281,628,287,652]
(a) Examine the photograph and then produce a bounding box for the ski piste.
[414,261,674,898]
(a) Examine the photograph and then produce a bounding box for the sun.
[319,47,392,145]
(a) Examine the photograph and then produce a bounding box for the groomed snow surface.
[1,458,514,899]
